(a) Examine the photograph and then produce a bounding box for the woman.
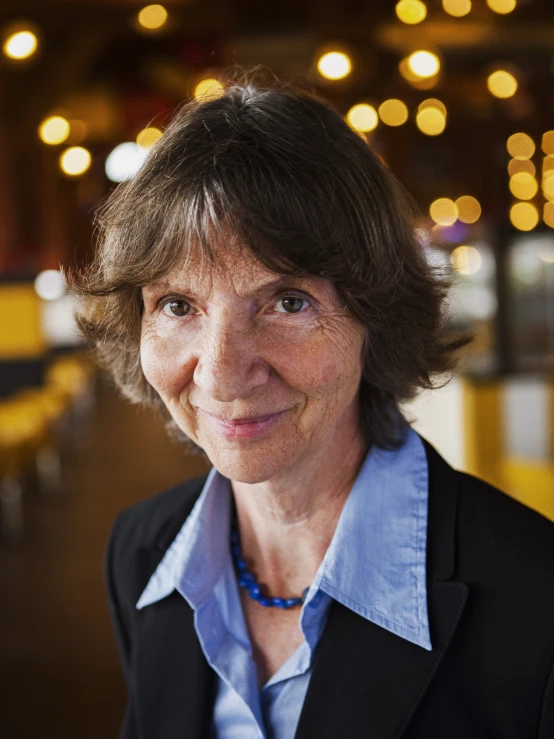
[74,75,554,738]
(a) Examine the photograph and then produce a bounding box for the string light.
[508,159,535,177]
[416,106,446,136]
[542,131,554,156]
[193,79,225,101]
[509,172,538,200]
[544,203,554,229]
[136,127,163,148]
[317,51,352,80]
[451,245,482,275]
[378,99,408,126]
[507,133,535,160]
[486,0,516,13]
[3,30,38,60]
[38,116,70,145]
[137,4,168,30]
[407,51,440,79]
[430,198,458,226]
[442,0,472,18]
[395,0,427,24]
[509,202,538,231]
[59,147,91,176]
[455,196,481,224]
[487,70,518,99]
[346,104,378,133]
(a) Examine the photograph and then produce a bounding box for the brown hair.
[71,70,466,452]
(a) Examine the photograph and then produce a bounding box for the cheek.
[140,327,192,399]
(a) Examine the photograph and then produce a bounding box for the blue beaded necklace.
[231,524,309,609]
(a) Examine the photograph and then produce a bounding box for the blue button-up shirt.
[137,427,431,738]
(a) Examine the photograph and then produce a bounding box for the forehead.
[146,239,332,299]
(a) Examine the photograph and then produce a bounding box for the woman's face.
[140,243,365,484]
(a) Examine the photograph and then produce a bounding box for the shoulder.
[109,473,209,553]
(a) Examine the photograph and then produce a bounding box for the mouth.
[198,408,290,440]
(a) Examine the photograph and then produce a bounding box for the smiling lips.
[199,408,289,440]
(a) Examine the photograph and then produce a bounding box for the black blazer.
[106,441,554,738]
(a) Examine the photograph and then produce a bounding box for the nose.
[192,321,270,402]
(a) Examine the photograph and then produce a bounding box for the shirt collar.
[136,428,431,651]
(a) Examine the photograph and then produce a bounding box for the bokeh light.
[418,98,447,116]
[486,0,516,13]
[395,0,427,24]
[137,4,168,30]
[442,0,472,18]
[451,245,482,275]
[430,198,458,226]
[59,147,91,176]
[543,203,554,229]
[487,70,518,99]
[346,104,378,133]
[136,126,163,148]
[38,116,70,145]
[317,51,352,80]
[508,158,535,177]
[378,99,408,126]
[542,131,554,155]
[507,132,535,160]
[407,51,440,79]
[542,174,554,201]
[34,270,65,301]
[3,30,38,60]
[510,202,539,231]
[105,142,148,183]
[193,78,225,101]
[455,196,481,224]
[509,172,538,200]
[416,107,446,136]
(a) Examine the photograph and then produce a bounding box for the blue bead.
[231,543,241,557]
[230,529,239,544]
[259,598,272,607]
[301,587,310,603]
[285,598,301,608]
[236,557,248,572]
[272,598,286,608]
[249,583,261,600]
[238,573,255,587]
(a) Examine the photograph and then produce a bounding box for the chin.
[202,444,295,484]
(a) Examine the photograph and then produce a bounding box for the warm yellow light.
[3,30,38,60]
[59,146,91,176]
[542,131,554,156]
[416,107,446,136]
[378,99,408,127]
[487,70,517,99]
[455,196,481,224]
[430,198,458,226]
[451,245,482,275]
[543,203,554,229]
[543,175,554,201]
[442,0,472,17]
[136,126,163,148]
[407,51,440,79]
[38,116,70,145]
[486,0,516,13]
[510,202,539,232]
[395,0,427,24]
[346,104,378,133]
[508,158,535,177]
[509,172,538,200]
[317,51,352,80]
[507,132,535,160]
[193,78,225,102]
[138,4,168,30]
[543,155,554,174]
[418,98,447,116]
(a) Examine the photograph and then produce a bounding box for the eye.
[162,300,192,317]
[274,296,310,314]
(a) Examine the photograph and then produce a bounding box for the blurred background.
[1,0,554,736]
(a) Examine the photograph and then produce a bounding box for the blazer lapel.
[132,549,216,739]
[295,439,468,739]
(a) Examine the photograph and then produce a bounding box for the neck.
[230,425,368,599]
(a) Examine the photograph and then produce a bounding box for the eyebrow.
[144,275,316,299]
